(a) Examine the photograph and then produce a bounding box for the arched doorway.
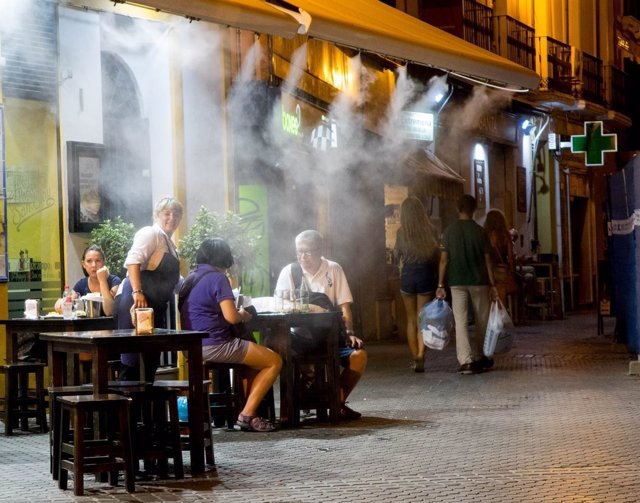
[100,51,152,227]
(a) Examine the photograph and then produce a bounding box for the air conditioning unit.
[571,47,583,81]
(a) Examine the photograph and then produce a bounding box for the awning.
[129,0,540,90]
[127,0,299,37]
[404,149,465,200]
[406,149,465,182]
[293,0,539,90]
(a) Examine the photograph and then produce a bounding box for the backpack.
[289,262,348,348]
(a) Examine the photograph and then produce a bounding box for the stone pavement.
[2,311,639,502]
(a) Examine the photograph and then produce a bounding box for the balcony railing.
[541,36,573,95]
[493,15,535,70]
[403,3,619,108]
[606,65,628,113]
[581,52,604,104]
[462,0,494,52]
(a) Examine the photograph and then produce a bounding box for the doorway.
[100,51,152,227]
[569,195,594,307]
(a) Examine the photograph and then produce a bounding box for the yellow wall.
[4,98,62,286]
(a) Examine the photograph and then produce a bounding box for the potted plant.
[180,206,259,288]
[89,216,136,279]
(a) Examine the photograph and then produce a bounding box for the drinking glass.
[274,289,288,312]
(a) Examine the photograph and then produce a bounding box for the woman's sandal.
[237,413,277,432]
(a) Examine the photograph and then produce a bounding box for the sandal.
[237,413,277,432]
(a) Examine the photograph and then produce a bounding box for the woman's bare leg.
[238,343,282,417]
[415,293,432,359]
[402,293,420,359]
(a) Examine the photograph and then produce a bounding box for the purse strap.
[177,269,215,311]
[492,239,508,266]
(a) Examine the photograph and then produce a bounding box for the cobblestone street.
[2,312,638,502]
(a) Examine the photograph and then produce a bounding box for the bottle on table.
[299,278,310,313]
[62,285,74,320]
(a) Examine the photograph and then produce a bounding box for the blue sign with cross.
[570,121,617,166]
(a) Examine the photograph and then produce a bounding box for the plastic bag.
[484,299,514,357]
[419,299,454,350]
[177,396,189,421]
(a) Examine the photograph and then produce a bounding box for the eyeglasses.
[296,248,320,257]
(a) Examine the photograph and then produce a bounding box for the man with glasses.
[275,230,367,420]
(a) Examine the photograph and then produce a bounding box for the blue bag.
[177,396,189,421]
[419,299,454,350]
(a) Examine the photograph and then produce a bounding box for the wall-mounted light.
[473,143,486,160]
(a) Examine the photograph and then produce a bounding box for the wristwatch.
[437,284,444,288]
[346,329,355,336]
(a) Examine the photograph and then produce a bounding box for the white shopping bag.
[484,299,514,357]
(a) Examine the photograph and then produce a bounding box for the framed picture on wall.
[67,141,104,233]
[517,166,527,213]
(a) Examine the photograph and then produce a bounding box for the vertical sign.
[474,159,486,209]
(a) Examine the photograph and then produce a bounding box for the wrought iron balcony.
[581,51,604,104]
[539,36,573,95]
[493,15,535,70]
[462,0,494,52]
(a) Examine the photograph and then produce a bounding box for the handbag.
[484,299,514,357]
[493,264,519,294]
[492,244,518,295]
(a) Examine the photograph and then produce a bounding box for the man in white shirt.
[275,230,367,420]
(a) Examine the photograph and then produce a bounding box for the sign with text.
[401,111,434,141]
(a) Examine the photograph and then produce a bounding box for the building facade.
[0,0,635,343]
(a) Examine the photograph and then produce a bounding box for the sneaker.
[340,403,362,420]
[479,357,494,370]
[457,363,478,375]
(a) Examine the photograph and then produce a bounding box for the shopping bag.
[484,299,514,357]
[419,299,454,350]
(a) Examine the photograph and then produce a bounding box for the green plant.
[89,216,136,279]
[180,206,259,278]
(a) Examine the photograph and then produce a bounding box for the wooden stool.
[293,355,340,424]
[153,380,215,466]
[0,362,48,436]
[48,385,94,480]
[108,383,183,479]
[57,394,135,496]
[204,362,243,429]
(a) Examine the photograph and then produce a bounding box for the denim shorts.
[400,261,437,296]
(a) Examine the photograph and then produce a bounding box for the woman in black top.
[394,196,440,372]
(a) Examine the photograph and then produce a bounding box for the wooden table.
[252,311,342,427]
[0,317,115,363]
[39,328,208,475]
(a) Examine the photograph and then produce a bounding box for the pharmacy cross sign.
[570,121,617,166]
